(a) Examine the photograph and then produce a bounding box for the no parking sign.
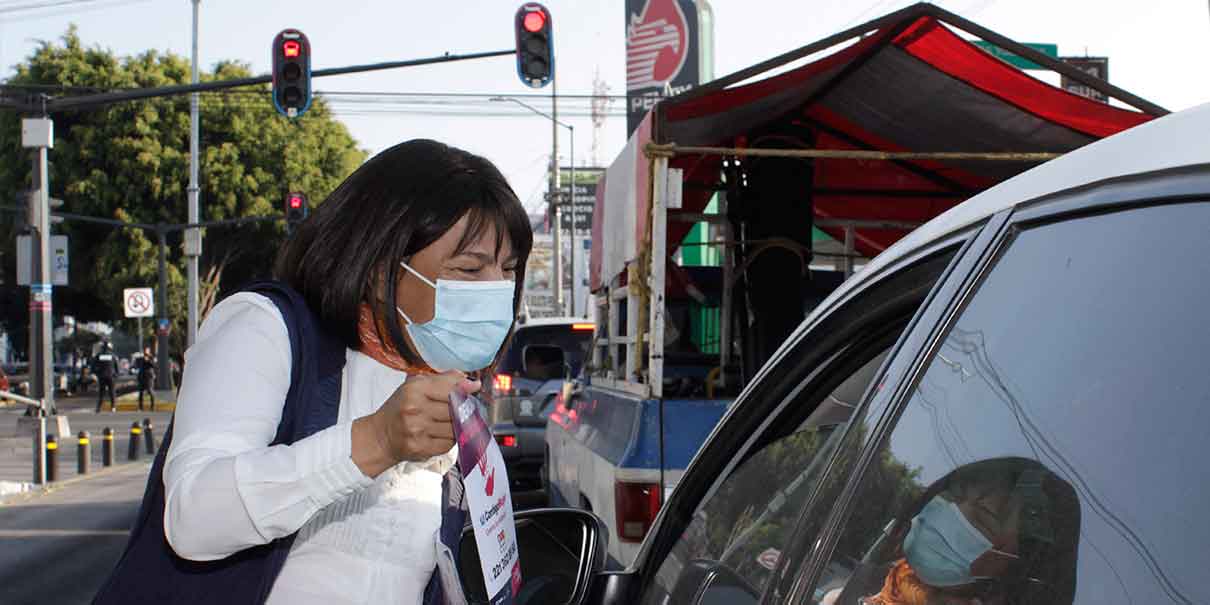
[123,288,155,318]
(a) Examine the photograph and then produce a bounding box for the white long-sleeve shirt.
[164,292,458,605]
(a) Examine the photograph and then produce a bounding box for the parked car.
[455,104,1210,605]
[489,317,594,494]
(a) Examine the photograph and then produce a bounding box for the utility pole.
[567,125,576,317]
[550,78,563,315]
[185,0,201,348]
[156,227,172,391]
[21,114,54,484]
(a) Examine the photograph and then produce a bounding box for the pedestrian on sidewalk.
[95,140,533,605]
[93,341,117,413]
[137,347,156,411]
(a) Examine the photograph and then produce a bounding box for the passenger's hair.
[275,139,533,367]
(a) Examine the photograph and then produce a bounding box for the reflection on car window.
[643,350,890,604]
[815,203,1210,605]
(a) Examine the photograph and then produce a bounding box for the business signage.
[625,0,713,135]
[1060,56,1109,104]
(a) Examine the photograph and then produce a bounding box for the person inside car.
[824,457,1080,605]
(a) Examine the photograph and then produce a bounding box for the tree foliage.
[0,27,366,356]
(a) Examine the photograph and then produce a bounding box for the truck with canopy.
[544,2,1164,566]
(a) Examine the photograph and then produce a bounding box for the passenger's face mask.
[903,495,1016,587]
[396,261,515,372]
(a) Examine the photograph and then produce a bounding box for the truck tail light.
[497,434,517,448]
[493,374,513,395]
[614,481,661,543]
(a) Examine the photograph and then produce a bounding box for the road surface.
[0,461,150,605]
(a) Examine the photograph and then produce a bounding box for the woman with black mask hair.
[827,458,1081,605]
[95,140,532,605]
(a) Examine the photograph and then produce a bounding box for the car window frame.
[607,223,987,605]
[784,167,1210,603]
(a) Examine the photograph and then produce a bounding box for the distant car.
[489,317,594,494]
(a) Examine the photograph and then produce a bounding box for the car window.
[642,348,891,604]
[813,202,1210,605]
[497,325,592,377]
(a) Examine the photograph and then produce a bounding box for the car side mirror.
[522,344,565,381]
[458,508,608,605]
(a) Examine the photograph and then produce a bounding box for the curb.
[0,460,153,506]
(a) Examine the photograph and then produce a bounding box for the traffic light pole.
[156,227,172,391]
[186,0,202,350]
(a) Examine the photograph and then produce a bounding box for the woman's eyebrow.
[451,252,495,263]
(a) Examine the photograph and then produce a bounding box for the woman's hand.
[351,371,480,478]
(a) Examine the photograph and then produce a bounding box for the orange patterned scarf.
[356,303,432,374]
[864,559,989,605]
[864,559,934,605]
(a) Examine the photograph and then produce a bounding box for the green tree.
[0,27,366,357]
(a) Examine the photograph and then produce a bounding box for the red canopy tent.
[591,2,1164,291]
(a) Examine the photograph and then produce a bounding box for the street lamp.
[490,95,578,317]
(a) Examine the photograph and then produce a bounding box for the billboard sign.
[523,234,559,318]
[1060,56,1109,103]
[625,0,712,135]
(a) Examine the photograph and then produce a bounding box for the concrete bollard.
[142,418,156,456]
[128,421,142,461]
[46,434,59,482]
[77,431,91,475]
[102,427,115,467]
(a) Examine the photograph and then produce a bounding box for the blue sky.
[2,0,1208,215]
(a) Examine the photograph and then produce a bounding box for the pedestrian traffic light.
[515,3,553,88]
[285,192,309,231]
[272,29,312,118]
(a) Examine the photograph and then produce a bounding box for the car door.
[790,184,1210,605]
[587,223,991,605]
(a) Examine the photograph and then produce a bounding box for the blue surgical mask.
[396,261,515,372]
[903,496,1002,587]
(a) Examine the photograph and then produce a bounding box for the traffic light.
[284,192,309,233]
[272,29,312,118]
[515,3,553,88]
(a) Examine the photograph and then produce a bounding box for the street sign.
[123,288,155,318]
[1060,57,1109,103]
[971,41,1057,70]
[157,318,171,336]
[16,234,68,286]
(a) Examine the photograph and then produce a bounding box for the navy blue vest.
[93,282,466,605]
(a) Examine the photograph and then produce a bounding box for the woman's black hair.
[275,139,533,367]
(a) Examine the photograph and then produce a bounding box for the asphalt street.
[0,461,150,605]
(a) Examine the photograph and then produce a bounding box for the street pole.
[29,146,53,413]
[185,0,201,348]
[568,125,576,317]
[21,115,54,484]
[156,227,172,391]
[550,78,563,315]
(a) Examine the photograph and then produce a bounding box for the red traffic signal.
[272,29,311,118]
[284,192,309,230]
[514,3,553,88]
[522,10,546,32]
